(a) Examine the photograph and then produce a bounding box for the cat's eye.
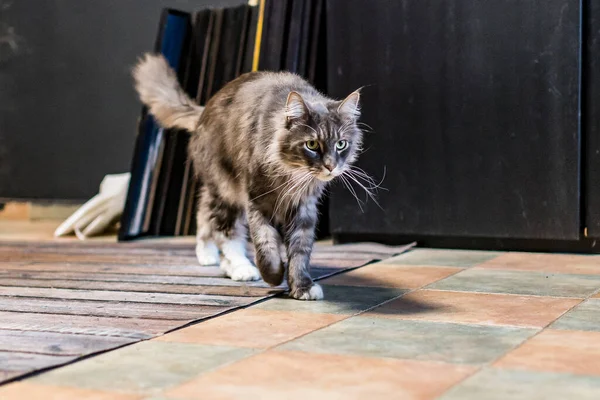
[336,140,349,151]
[305,140,320,151]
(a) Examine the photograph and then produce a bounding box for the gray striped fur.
[133,54,363,300]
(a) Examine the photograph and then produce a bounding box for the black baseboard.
[333,233,600,254]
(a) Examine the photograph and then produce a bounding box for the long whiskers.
[339,165,387,211]
[339,174,364,212]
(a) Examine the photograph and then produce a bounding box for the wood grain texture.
[0,240,413,383]
[585,0,600,238]
[0,312,177,338]
[0,330,135,356]
[327,0,581,240]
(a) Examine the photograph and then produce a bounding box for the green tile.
[32,341,256,393]
[385,248,503,267]
[439,368,600,400]
[254,285,406,314]
[427,269,600,298]
[551,299,600,331]
[280,316,535,365]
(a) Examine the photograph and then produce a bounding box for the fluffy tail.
[133,53,204,132]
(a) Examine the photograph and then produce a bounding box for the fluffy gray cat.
[133,54,365,300]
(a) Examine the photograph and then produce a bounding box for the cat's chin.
[316,174,337,182]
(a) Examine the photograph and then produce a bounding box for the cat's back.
[209,71,318,112]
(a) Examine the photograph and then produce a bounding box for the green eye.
[336,140,349,151]
[305,140,319,151]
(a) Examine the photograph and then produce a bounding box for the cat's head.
[277,90,363,182]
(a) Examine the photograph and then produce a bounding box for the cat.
[133,53,364,300]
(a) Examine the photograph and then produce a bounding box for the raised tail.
[133,53,204,132]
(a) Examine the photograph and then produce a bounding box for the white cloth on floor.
[54,173,130,239]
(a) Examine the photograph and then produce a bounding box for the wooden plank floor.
[0,239,414,384]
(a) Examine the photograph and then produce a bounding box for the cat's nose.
[324,164,334,172]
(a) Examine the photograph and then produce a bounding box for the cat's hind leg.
[195,186,220,266]
[209,192,260,282]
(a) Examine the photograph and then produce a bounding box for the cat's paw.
[290,283,324,301]
[221,258,261,281]
[196,242,220,266]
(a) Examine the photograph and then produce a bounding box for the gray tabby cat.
[133,54,363,300]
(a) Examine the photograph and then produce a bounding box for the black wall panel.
[0,0,242,201]
[584,0,600,238]
[327,0,581,241]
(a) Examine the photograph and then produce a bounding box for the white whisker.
[339,175,364,212]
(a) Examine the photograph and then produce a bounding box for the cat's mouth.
[316,169,340,182]
[317,174,335,182]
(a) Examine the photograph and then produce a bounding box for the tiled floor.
[3,247,600,399]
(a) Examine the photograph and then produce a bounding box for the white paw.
[196,242,220,266]
[221,258,261,282]
[293,284,324,301]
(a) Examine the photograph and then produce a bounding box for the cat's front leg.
[284,202,323,300]
[247,203,285,286]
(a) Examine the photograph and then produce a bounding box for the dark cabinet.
[327,0,592,249]
[585,0,600,238]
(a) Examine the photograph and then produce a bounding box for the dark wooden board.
[584,0,600,238]
[327,0,581,241]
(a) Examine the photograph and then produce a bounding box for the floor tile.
[280,316,535,365]
[427,269,600,298]
[551,299,600,331]
[384,248,503,267]
[0,382,141,400]
[494,329,600,376]
[31,341,255,394]
[254,285,405,314]
[439,368,600,400]
[155,308,345,348]
[366,290,580,327]
[478,252,600,275]
[166,350,476,400]
[143,397,180,400]
[321,264,460,289]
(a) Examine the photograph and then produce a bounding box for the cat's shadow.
[273,265,445,316]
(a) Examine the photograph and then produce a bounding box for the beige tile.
[32,341,255,393]
[367,290,580,327]
[0,382,140,400]
[167,350,476,400]
[494,329,600,376]
[478,252,600,275]
[156,308,345,348]
[385,248,503,267]
[427,268,600,298]
[321,264,460,288]
[29,203,82,221]
[0,202,30,220]
[281,316,535,365]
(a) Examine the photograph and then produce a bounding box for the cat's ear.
[285,91,308,123]
[337,90,361,119]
